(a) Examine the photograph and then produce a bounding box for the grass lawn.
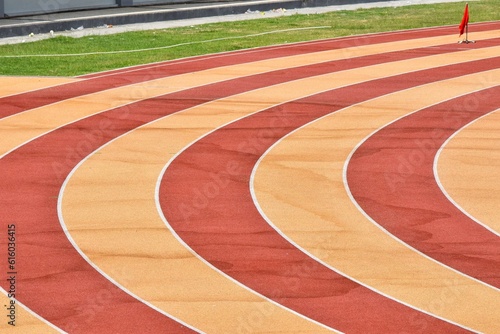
[0,0,498,76]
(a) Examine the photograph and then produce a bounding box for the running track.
[0,22,499,333]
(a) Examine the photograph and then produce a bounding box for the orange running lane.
[1,22,499,120]
[61,43,499,333]
[346,85,500,288]
[0,24,469,119]
[0,293,59,333]
[252,70,500,334]
[0,115,197,333]
[437,108,500,235]
[0,76,80,333]
[1,23,499,333]
[158,55,500,333]
[8,33,497,157]
[0,76,79,99]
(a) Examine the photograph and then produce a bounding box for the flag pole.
[464,13,475,43]
[459,3,475,44]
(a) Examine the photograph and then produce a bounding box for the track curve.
[1,22,499,333]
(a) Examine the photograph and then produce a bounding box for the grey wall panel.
[134,0,184,6]
[1,0,234,17]
[5,0,117,16]
[131,0,203,4]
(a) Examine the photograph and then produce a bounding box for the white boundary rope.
[0,26,330,58]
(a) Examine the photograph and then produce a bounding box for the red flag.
[459,3,469,36]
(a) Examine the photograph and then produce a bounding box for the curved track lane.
[56,34,494,334]
[437,108,500,235]
[0,26,478,119]
[66,34,500,332]
[251,69,500,333]
[0,121,197,334]
[0,22,499,333]
[1,24,499,121]
[9,33,499,157]
[346,86,500,288]
[159,51,500,333]
[0,292,59,333]
[0,76,80,99]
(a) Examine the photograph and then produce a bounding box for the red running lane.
[0,123,198,333]
[0,36,367,118]
[0,38,484,333]
[2,22,499,120]
[77,21,499,79]
[158,58,500,333]
[346,85,500,288]
[0,27,497,332]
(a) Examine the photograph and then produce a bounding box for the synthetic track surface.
[0,22,499,333]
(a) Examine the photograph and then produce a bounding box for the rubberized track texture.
[0,22,499,334]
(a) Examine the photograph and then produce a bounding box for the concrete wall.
[1,0,220,17]
[4,0,117,17]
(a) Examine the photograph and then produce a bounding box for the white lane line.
[434,106,500,237]
[342,81,500,292]
[0,287,67,333]
[249,82,488,333]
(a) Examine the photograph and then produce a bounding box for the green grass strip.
[0,26,331,58]
[0,0,498,76]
